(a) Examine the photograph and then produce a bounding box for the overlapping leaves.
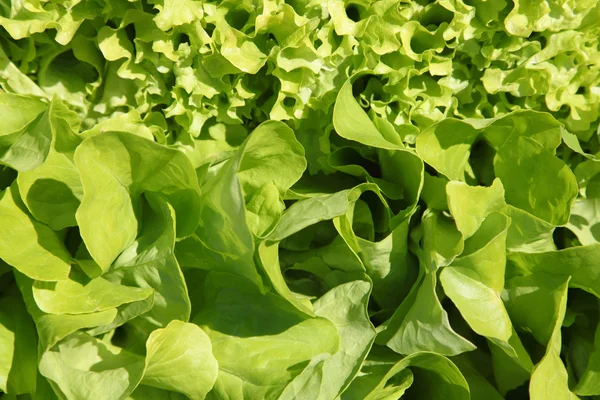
[2,0,600,399]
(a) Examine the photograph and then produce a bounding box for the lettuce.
[1,0,600,399]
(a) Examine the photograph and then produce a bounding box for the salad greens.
[1,0,600,399]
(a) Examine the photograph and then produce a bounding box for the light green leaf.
[0,184,71,281]
[494,136,578,226]
[280,281,376,400]
[380,271,476,356]
[0,93,49,172]
[446,179,505,239]
[177,139,261,285]
[567,198,600,245]
[75,132,201,271]
[39,332,145,400]
[503,205,557,252]
[452,212,511,292]
[17,98,82,230]
[440,267,512,342]
[257,241,315,316]
[245,181,285,238]
[343,350,470,400]
[416,119,480,181]
[0,287,38,395]
[195,272,340,400]
[269,186,371,242]
[421,210,464,268]
[106,193,190,334]
[504,275,577,399]
[32,268,154,315]
[333,75,403,150]
[15,272,118,353]
[482,111,563,153]
[143,320,218,400]
[507,244,600,297]
[238,120,306,199]
[153,0,203,31]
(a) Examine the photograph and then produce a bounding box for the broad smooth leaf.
[0,184,71,281]
[75,132,201,271]
[494,136,577,226]
[280,281,376,400]
[32,268,154,315]
[378,271,476,356]
[343,349,470,400]
[503,275,578,399]
[416,119,480,181]
[333,75,403,150]
[16,98,82,230]
[143,320,218,400]
[195,272,340,400]
[446,179,505,239]
[106,193,191,335]
[39,332,146,400]
[508,244,600,297]
[0,286,38,395]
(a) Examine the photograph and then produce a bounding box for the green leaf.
[280,281,376,400]
[143,320,218,400]
[238,120,306,199]
[356,215,418,309]
[504,275,578,399]
[453,357,505,400]
[104,193,190,334]
[333,75,403,150]
[488,331,534,394]
[0,93,49,172]
[379,271,476,356]
[573,322,600,395]
[343,349,470,400]
[0,184,71,281]
[446,179,505,239]
[75,132,201,271]
[39,332,146,400]
[507,244,600,297]
[269,185,376,242]
[0,45,47,97]
[0,286,38,395]
[494,136,578,226]
[16,98,82,230]
[127,385,187,400]
[194,272,340,399]
[32,268,154,315]
[440,267,512,342]
[416,119,480,181]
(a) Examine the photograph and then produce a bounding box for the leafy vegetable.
[2,0,600,399]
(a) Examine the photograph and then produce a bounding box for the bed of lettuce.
[1,0,600,399]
